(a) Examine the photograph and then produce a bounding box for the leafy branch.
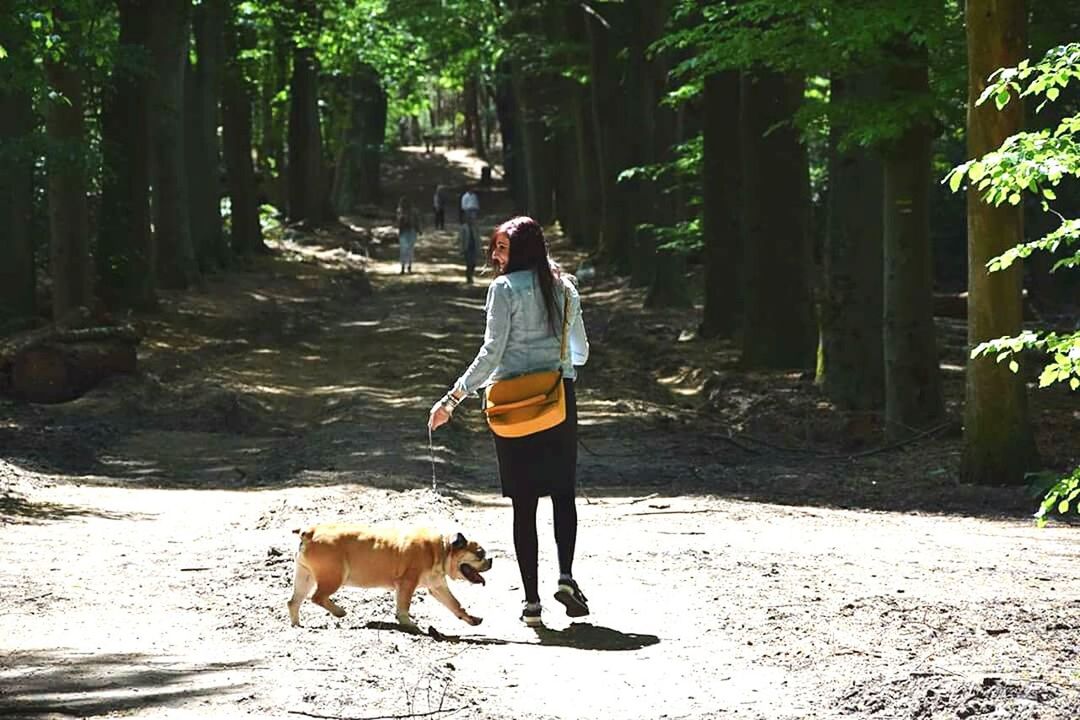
[947,41,1080,525]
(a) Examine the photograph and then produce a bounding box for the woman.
[396,197,421,274]
[428,216,590,627]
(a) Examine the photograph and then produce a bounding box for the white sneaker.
[520,602,542,627]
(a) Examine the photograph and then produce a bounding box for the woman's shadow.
[364,621,659,651]
[529,622,660,651]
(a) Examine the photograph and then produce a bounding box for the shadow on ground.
[0,490,148,525]
[0,650,251,718]
[359,620,660,652]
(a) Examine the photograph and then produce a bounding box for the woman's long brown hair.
[490,216,559,335]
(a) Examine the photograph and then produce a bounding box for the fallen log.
[0,307,142,403]
[9,340,137,404]
[0,307,93,363]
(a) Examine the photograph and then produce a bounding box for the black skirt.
[493,379,577,498]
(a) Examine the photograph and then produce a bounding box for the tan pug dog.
[286,523,492,630]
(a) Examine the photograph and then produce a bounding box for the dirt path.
[1,150,1078,720]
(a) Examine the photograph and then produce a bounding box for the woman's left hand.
[428,401,452,431]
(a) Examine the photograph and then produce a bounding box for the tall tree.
[329,64,387,213]
[0,9,36,320]
[493,55,526,212]
[584,3,625,263]
[45,8,92,319]
[463,72,485,157]
[639,0,691,307]
[506,0,555,225]
[624,0,670,287]
[700,70,742,338]
[149,0,199,289]
[98,0,156,309]
[881,34,943,439]
[818,72,885,410]
[186,0,227,270]
[739,70,816,369]
[222,6,265,256]
[257,24,290,211]
[287,3,325,223]
[961,0,1036,483]
[553,2,600,247]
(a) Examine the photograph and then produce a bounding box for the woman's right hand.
[428,401,452,431]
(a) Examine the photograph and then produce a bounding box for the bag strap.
[558,287,571,366]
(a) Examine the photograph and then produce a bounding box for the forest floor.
[1,147,1078,720]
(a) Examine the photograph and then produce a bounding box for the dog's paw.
[464,614,483,626]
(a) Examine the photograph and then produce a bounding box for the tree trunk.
[570,81,600,247]
[494,57,526,213]
[356,64,386,207]
[645,248,692,308]
[882,37,944,439]
[185,0,227,271]
[257,31,290,211]
[222,12,265,256]
[961,0,1036,483]
[553,122,579,240]
[149,1,198,290]
[585,5,623,264]
[464,72,485,157]
[45,46,92,319]
[739,71,816,369]
[700,71,742,339]
[287,40,324,223]
[642,14,689,310]
[549,5,594,246]
[330,65,386,214]
[0,45,35,320]
[512,69,554,224]
[818,73,885,410]
[476,78,490,160]
[625,0,659,287]
[98,0,155,310]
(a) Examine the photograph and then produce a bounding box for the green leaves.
[945,129,1080,209]
[972,330,1080,390]
[1034,466,1080,527]
[978,42,1080,112]
[993,87,1011,110]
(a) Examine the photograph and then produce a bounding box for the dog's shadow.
[362,620,659,651]
[363,621,510,646]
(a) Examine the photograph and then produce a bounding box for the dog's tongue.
[461,564,485,585]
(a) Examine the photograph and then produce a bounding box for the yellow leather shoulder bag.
[484,292,571,438]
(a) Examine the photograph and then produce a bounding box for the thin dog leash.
[428,425,438,494]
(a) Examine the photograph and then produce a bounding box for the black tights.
[511,494,577,604]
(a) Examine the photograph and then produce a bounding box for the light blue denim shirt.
[454,270,589,395]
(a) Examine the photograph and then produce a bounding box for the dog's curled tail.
[292,527,315,543]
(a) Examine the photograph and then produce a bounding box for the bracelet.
[441,391,463,411]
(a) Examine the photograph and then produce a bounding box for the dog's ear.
[451,532,467,550]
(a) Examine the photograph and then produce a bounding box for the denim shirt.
[454,270,589,395]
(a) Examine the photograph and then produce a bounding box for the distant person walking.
[459,188,481,284]
[460,219,480,284]
[460,188,479,225]
[433,185,446,230]
[396,197,421,274]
